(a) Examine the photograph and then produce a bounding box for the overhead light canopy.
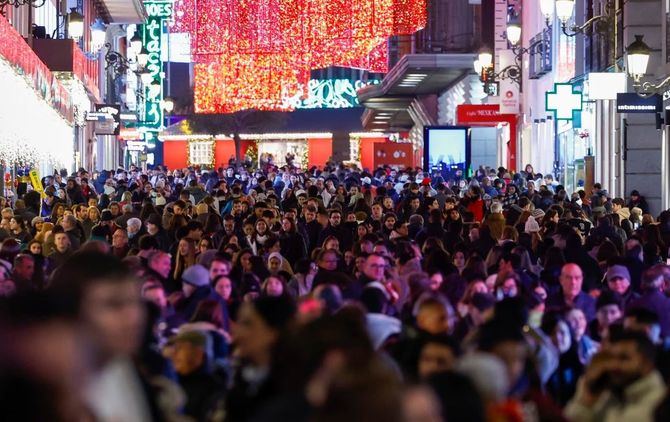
[626,34,651,82]
[68,8,84,39]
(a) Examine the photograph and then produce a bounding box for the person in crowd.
[566,331,665,421]
[165,330,225,420]
[47,227,73,273]
[8,162,670,421]
[547,263,596,322]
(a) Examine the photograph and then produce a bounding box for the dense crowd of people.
[2,161,670,421]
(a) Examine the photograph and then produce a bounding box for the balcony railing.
[32,38,100,101]
[0,16,73,123]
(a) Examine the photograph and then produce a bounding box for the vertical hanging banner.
[141,0,173,130]
[499,50,520,114]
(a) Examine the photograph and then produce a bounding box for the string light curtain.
[173,0,426,113]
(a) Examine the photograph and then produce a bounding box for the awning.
[94,0,147,23]
[357,53,476,131]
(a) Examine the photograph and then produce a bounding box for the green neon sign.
[545,82,582,121]
[140,0,172,129]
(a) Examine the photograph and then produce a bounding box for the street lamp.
[624,34,670,97]
[130,31,143,53]
[67,8,84,39]
[90,18,107,53]
[478,48,493,69]
[136,46,150,69]
[473,59,483,75]
[555,0,575,25]
[539,0,554,23]
[545,0,615,37]
[626,35,651,85]
[506,20,522,46]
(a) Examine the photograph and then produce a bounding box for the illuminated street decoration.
[172,0,426,113]
[546,82,582,121]
[283,79,380,109]
[141,0,172,129]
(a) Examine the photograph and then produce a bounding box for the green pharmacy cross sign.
[140,0,172,130]
[545,83,582,121]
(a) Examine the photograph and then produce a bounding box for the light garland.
[55,73,91,127]
[245,140,259,166]
[0,60,74,169]
[172,0,427,113]
[349,135,361,163]
[187,137,216,167]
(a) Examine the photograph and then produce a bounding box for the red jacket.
[467,199,485,223]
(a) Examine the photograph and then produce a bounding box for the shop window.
[188,139,215,166]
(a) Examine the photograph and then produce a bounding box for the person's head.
[608,330,657,388]
[596,290,623,330]
[61,214,77,232]
[213,275,233,301]
[624,307,662,344]
[209,257,231,281]
[363,253,387,281]
[540,311,572,354]
[267,253,283,274]
[417,335,460,380]
[452,250,466,269]
[111,229,128,249]
[566,308,588,340]
[169,330,209,375]
[54,231,71,253]
[183,220,203,241]
[323,235,340,251]
[478,319,528,385]
[233,296,296,365]
[126,218,142,236]
[147,250,171,279]
[559,263,583,300]
[606,264,631,296]
[9,216,24,232]
[141,281,167,310]
[383,213,396,231]
[173,200,186,215]
[371,203,383,219]
[317,249,339,271]
[50,252,145,360]
[28,240,42,255]
[493,268,521,298]
[640,265,667,293]
[178,237,196,258]
[13,254,35,281]
[181,264,210,297]
[416,297,450,335]
[329,210,342,227]
[262,275,285,297]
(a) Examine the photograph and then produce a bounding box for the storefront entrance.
[456,104,518,171]
[257,139,308,167]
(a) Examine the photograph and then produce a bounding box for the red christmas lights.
[172,0,427,113]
